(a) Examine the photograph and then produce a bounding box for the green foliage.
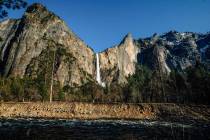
[0,60,209,104]
[58,89,65,101]
[165,70,188,103]
[25,41,76,101]
[36,79,48,101]
[0,77,25,101]
[125,65,152,103]
[0,77,12,101]
[0,36,3,42]
[123,63,210,104]
[0,0,27,19]
[61,81,126,103]
[22,77,41,101]
[10,77,24,101]
[0,76,64,102]
[62,82,103,102]
[185,63,210,104]
[128,64,152,88]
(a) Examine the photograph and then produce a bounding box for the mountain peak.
[24,3,59,19]
[23,3,61,25]
[124,33,132,40]
[120,33,133,45]
[26,3,47,13]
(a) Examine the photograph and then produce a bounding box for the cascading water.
[96,53,105,87]
[200,45,209,61]
[96,53,101,84]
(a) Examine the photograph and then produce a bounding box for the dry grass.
[0,102,209,122]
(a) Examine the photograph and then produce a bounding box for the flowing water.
[96,53,101,84]
[96,53,102,84]
[96,53,105,87]
[0,118,209,140]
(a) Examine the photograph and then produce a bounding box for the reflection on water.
[0,118,209,140]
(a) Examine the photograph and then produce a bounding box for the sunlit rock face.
[99,34,139,84]
[1,3,210,88]
[0,3,95,87]
[0,3,141,87]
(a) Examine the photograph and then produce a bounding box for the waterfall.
[96,53,105,87]
[96,53,101,84]
[200,45,209,61]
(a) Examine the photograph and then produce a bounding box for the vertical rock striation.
[0,3,95,87]
[99,33,139,84]
[0,3,210,88]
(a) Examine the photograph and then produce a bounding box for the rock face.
[0,3,210,88]
[137,31,210,72]
[139,45,171,74]
[99,34,139,84]
[0,3,95,87]
[98,31,210,85]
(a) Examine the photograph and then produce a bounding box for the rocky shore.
[0,102,209,123]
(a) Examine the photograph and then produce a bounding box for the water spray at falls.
[96,53,101,83]
[96,53,105,87]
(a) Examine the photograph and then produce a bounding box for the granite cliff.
[0,3,210,90]
[99,33,139,85]
[137,31,210,72]
[0,3,95,87]
[0,3,149,87]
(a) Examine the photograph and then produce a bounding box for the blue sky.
[5,0,210,52]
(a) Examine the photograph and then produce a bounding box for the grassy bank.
[0,102,209,122]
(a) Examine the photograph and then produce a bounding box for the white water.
[200,45,209,60]
[96,53,101,84]
[96,53,105,87]
[164,62,171,73]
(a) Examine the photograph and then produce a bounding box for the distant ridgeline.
[0,3,210,104]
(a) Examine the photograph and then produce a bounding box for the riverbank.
[0,102,209,123]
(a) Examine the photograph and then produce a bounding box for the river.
[0,118,209,140]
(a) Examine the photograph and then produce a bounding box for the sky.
[5,0,210,52]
